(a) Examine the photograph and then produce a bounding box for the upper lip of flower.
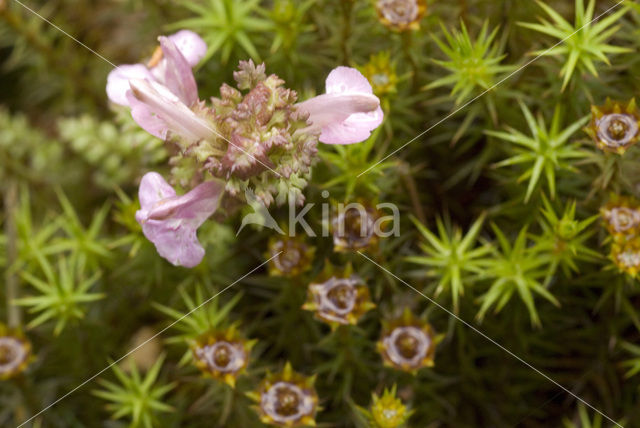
[128,78,214,143]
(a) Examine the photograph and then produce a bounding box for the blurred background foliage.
[1,0,640,427]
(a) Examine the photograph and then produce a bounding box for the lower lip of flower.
[596,113,639,148]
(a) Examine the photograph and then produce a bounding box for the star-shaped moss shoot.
[377,309,443,373]
[519,0,630,92]
[358,385,413,428]
[247,362,319,427]
[0,324,32,380]
[302,262,375,327]
[191,326,255,388]
[586,99,640,154]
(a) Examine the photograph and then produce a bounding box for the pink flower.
[127,78,212,142]
[124,35,214,143]
[296,67,384,145]
[135,172,224,268]
[106,30,206,106]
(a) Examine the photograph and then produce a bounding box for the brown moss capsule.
[0,324,32,380]
[377,310,442,373]
[376,0,427,32]
[248,362,318,427]
[191,327,255,388]
[302,264,375,326]
[586,98,640,154]
[266,236,315,278]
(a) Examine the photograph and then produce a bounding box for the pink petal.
[142,219,206,268]
[106,64,153,106]
[319,105,384,145]
[137,172,176,212]
[325,66,375,95]
[168,30,207,68]
[128,79,214,143]
[296,66,383,144]
[135,173,225,268]
[153,36,198,106]
[127,89,169,140]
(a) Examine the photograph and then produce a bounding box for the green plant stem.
[459,0,468,22]
[15,376,38,426]
[4,179,21,329]
[340,0,353,64]
[401,32,419,91]
[400,163,426,224]
[219,384,234,425]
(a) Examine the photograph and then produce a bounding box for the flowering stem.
[220,385,234,425]
[4,179,21,329]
